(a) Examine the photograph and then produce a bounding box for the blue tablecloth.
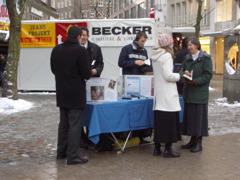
[82,97,184,144]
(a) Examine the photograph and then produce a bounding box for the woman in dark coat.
[181,37,213,152]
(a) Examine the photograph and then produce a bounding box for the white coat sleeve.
[162,53,180,82]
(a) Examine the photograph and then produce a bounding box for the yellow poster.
[21,23,56,48]
[0,21,10,31]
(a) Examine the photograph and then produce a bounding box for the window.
[68,0,71,6]
[216,0,232,22]
[41,0,47,3]
[119,0,123,9]
[51,0,56,8]
[171,4,175,27]
[65,12,68,19]
[90,0,93,6]
[82,10,87,18]
[58,2,60,9]
[90,10,95,18]
[182,2,186,26]
[202,0,208,26]
[98,0,103,7]
[176,3,180,27]
[61,1,64,8]
[65,0,67,7]
[138,3,144,18]
[61,13,64,19]
[131,6,136,18]
[125,10,129,18]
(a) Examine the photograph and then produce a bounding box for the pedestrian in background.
[0,54,6,88]
[117,31,153,144]
[151,33,182,158]
[181,37,213,152]
[50,26,91,165]
[174,37,189,95]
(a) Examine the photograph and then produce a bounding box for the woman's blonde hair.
[162,46,175,59]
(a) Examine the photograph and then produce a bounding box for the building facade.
[23,0,59,20]
[57,0,155,19]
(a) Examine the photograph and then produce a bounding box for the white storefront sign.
[88,19,155,47]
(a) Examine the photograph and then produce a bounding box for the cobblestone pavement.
[0,75,240,180]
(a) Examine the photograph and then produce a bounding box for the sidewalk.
[0,75,240,180]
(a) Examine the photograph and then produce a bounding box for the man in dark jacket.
[174,37,189,95]
[0,54,6,87]
[117,31,152,143]
[79,27,104,77]
[50,26,91,165]
[118,31,150,75]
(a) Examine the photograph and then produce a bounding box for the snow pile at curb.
[215,97,240,107]
[0,98,34,115]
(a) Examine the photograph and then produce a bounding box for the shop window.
[226,43,239,75]
[216,0,232,22]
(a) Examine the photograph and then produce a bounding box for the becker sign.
[88,20,155,47]
[92,26,152,36]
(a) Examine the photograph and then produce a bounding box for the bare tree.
[3,0,26,100]
[93,0,100,19]
[194,0,203,39]
[72,0,89,19]
[235,0,240,8]
[105,0,112,18]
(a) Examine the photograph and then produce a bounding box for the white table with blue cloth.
[82,97,184,152]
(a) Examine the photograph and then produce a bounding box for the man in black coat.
[174,37,189,95]
[50,26,91,165]
[79,27,104,77]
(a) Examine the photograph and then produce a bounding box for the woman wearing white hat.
[151,33,182,158]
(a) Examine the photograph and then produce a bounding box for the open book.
[183,70,193,81]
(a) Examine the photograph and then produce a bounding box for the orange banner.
[21,23,56,48]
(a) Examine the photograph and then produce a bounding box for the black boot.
[191,137,202,152]
[163,143,180,158]
[153,143,161,156]
[181,136,197,149]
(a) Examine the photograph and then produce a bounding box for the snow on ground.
[0,97,34,115]
[215,97,240,107]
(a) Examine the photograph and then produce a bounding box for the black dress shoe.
[153,148,162,156]
[163,149,180,158]
[67,158,88,165]
[56,154,67,159]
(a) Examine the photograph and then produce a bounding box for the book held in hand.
[183,70,193,81]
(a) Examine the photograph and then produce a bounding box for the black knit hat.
[67,26,82,39]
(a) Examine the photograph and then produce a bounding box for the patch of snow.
[215,97,240,107]
[0,98,34,114]
[209,87,215,91]
[19,92,56,95]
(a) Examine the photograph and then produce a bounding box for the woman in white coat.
[151,33,182,158]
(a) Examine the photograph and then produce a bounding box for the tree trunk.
[2,0,26,100]
[194,0,203,39]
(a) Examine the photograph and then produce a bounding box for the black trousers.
[57,107,83,161]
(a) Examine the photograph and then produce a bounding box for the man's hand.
[91,69,97,76]
[135,60,145,66]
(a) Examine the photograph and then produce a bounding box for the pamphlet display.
[123,75,154,98]
[86,77,123,102]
